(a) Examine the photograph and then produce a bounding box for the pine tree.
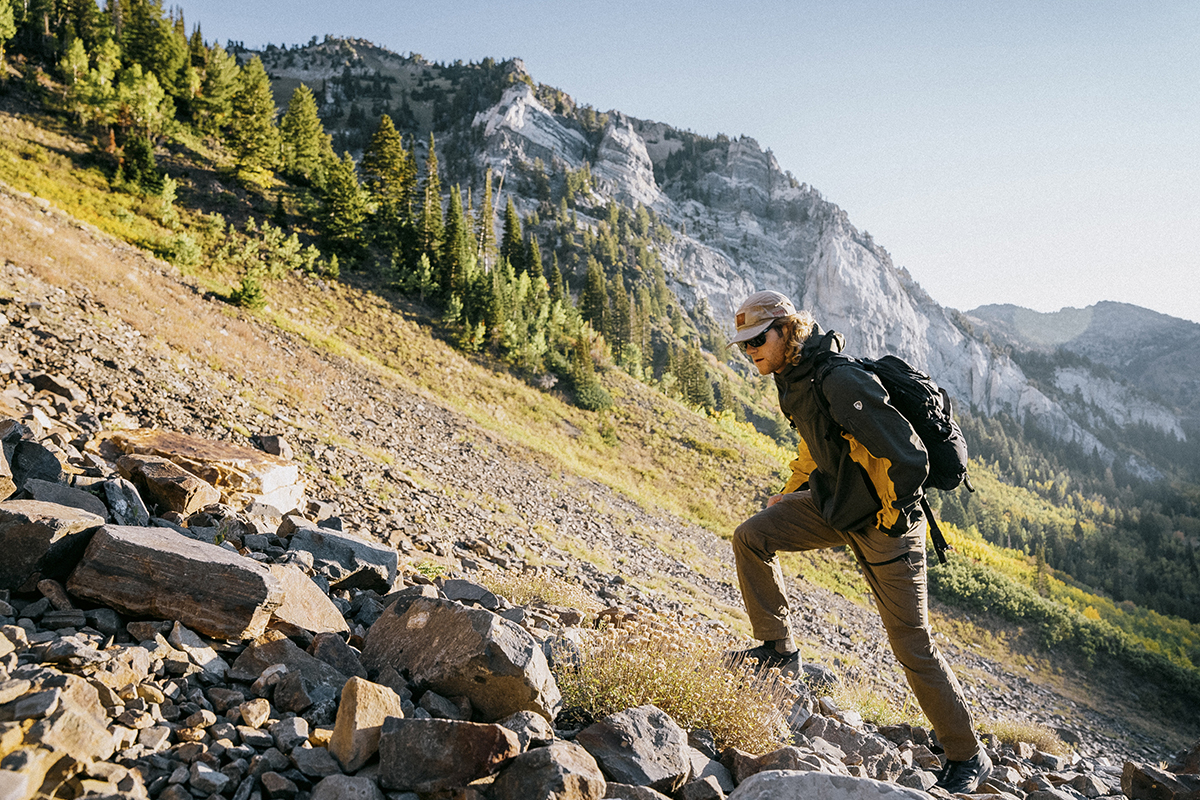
[717,376,743,419]
[548,254,564,304]
[59,37,90,121]
[115,63,172,140]
[612,276,631,351]
[194,43,238,134]
[500,196,525,274]
[187,22,205,67]
[231,266,267,310]
[419,132,444,263]
[526,235,544,280]
[280,84,330,186]
[361,114,416,245]
[580,256,609,338]
[686,346,715,409]
[75,37,121,131]
[570,331,612,411]
[484,257,515,350]
[63,0,104,52]
[476,167,497,271]
[0,0,14,65]
[438,185,473,299]
[121,0,187,98]
[320,152,368,256]
[228,56,280,178]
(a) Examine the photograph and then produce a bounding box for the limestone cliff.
[468,83,1184,472]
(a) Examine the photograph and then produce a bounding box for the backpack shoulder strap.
[810,352,855,438]
[921,495,952,565]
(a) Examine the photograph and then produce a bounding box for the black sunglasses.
[739,324,777,351]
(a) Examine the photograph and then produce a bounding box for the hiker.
[728,290,992,794]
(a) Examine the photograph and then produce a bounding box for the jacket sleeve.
[822,366,929,522]
[783,439,817,494]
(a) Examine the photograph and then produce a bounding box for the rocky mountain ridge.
[0,177,1197,800]
[256,43,1193,476]
[968,303,1200,431]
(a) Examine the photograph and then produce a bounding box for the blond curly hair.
[777,311,817,367]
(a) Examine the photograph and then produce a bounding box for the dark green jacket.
[776,326,929,534]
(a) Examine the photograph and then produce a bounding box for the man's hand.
[767,493,785,507]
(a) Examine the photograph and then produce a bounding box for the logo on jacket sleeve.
[854,401,863,410]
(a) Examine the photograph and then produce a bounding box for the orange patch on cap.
[736,312,746,326]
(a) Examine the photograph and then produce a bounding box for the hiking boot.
[936,749,993,794]
[724,643,801,675]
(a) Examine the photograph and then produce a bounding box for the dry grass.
[979,718,1067,754]
[828,674,930,729]
[482,569,604,612]
[552,613,798,753]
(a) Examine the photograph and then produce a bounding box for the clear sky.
[178,1,1200,324]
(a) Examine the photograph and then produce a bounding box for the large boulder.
[1172,741,1200,775]
[329,676,406,773]
[361,597,560,722]
[0,500,104,591]
[575,705,690,795]
[66,525,284,640]
[1122,761,1200,800]
[727,770,936,800]
[97,428,305,510]
[287,527,398,592]
[491,740,607,800]
[377,717,520,793]
[115,453,221,515]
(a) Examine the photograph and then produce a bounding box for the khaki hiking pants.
[733,490,980,761]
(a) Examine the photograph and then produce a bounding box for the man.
[728,290,992,794]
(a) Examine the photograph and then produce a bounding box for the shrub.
[121,136,163,194]
[552,613,797,753]
[829,676,928,729]
[231,268,266,310]
[574,380,612,411]
[162,232,202,269]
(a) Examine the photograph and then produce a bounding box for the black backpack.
[812,353,973,564]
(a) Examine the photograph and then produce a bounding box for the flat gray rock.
[727,770,935,800]
[288,526,398,592]
[24,478,109,520]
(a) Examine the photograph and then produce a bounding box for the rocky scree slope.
[0,186,1195,798]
